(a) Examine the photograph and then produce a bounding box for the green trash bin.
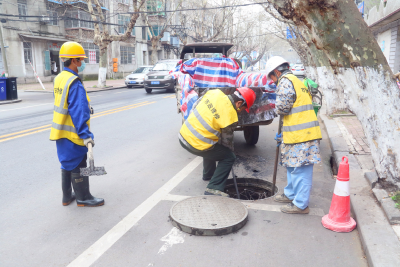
[313,102,321,117]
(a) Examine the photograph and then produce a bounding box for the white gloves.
[83,137,95,148]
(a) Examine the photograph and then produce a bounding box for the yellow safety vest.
[180,89,238,151]
[49,71,90,146]
[279,73,322,144]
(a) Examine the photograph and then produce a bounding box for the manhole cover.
[170,196,248,236]
[225,178,279,200]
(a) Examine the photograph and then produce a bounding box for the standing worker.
[179,88,256,196]
[266,56,322,214]
[50,41,104,207]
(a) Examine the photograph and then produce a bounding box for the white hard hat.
[265,56,289,77]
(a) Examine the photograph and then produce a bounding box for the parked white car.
[291,64,305,76]
[125,66,153,88]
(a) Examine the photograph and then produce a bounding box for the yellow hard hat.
[59,42,87,58]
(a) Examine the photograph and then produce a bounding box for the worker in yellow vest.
[179,88,256,196]
[49,42,104,207]
[266,56,322,214]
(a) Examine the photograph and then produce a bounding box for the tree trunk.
[151,38,158,65]
[97,47,107,88]
[268,0,400,186]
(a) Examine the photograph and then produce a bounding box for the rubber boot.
[71,173,104,207]
[62,169,75,206]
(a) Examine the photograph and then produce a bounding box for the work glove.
[83,137,95,148]
[274,133,282,147]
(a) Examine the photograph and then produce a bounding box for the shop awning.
[18,34,69,42]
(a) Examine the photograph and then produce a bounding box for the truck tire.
[145,89,152,94]
[243,126,259,145]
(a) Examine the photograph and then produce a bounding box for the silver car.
[125,66,153,88]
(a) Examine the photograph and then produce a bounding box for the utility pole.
[0,20,9,77]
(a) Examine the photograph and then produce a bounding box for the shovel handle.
[87,142,94,172]
[272,116,283,195]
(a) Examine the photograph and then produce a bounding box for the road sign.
[358,2,364,15]
[286,27,296,39]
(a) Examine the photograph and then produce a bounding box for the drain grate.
[170,196,248,236]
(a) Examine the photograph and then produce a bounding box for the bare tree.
[258,0,400,186]
[78,0,147,88]
[171,0,238,45]
[145,0,182,64]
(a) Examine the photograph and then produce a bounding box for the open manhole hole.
[225,178,278,200]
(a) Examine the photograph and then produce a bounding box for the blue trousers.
[283,164,313,210]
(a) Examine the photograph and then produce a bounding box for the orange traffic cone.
[322,156,356,232]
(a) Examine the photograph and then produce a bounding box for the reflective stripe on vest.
[53,75,77,115]
[282,120,320,132]
[51,122,78,134]
[193,109,221,138]
[287,104,314,115]
[279,73,322,144]
[49,71,90,146]
[183,120,217,145]
[179,89,238,151]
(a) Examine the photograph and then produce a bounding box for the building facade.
[364,0,400,73]
[0,0,181,83]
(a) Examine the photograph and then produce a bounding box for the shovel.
[80,143,107,176]
[231,167,240,200]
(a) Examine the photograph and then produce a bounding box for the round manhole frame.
[169,195,248,236]
[224,177,279,201]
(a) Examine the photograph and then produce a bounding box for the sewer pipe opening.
[224,178,278,200]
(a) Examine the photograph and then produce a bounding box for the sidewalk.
[320,107,400,266]
[18,79,127,93]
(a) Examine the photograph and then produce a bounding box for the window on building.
[65,11,94,29]
[23,42,32,64]
[149,25,162,39]
[18,0,27,20]
[47,10,58,26]
[142,27,147,41]
[147,0,165,16]
[120,46,135,65]
[82,43,100,64]
[118,15,135,36]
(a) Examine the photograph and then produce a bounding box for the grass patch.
[391,192,400,209]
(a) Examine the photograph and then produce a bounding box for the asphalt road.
[0,87,367,266]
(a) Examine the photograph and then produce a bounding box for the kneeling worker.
[266,56,322,214]
[179,88,256,196]
[50,41,104,207]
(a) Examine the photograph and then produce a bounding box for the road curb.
[320,113,400,267]
[23,85,127,93]
[0,99,22,105]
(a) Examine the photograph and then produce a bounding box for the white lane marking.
[163,194,325,217]
[157,227,185,255]
[114,91,130,94]
[67,157,202,267]
[0,103,52,112]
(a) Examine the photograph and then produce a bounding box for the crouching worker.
[266,56,322,214]
[179,88,256,196]
[50,41,104,207]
